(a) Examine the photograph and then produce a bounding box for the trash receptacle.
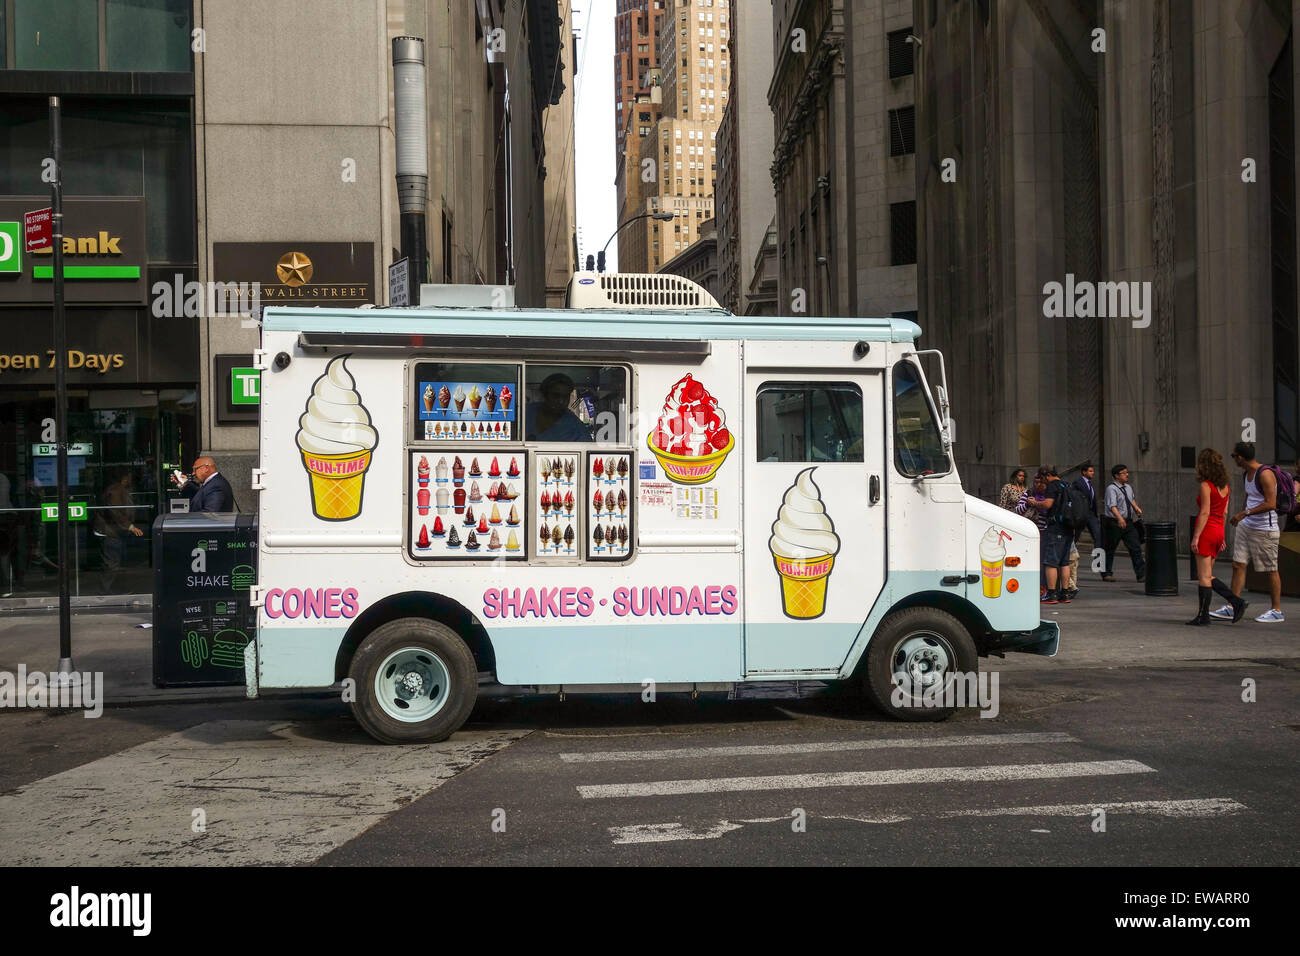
[1144,521,1179,596]
[151,512,257,687]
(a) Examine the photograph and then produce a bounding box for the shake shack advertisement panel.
[152,513,258,687]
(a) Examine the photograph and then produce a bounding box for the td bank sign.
[0,197,147,305]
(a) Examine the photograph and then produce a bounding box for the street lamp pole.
[598,210,674,272]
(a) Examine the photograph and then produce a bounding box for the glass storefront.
[0,386,197,598]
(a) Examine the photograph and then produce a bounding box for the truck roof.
[261,306,922,343]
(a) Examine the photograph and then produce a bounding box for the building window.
[888,106,915,156]
[890,201,917,266]
[9,0,193,71]
[887,28,915,79]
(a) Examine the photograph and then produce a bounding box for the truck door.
[742,364,887,674]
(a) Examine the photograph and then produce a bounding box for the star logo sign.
[275,251,314,287]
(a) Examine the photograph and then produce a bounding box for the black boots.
[1185,585,1212,625]
[1211,578,1248,622]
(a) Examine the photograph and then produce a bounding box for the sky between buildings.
[573,1,619,272]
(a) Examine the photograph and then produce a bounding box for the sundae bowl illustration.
[646,373,734,484]
[769,467,841,620]
[296,355,379,521]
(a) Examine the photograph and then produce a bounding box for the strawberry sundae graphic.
[647,373,734,484]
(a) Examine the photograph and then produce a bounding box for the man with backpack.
[1209,442,1288,623]
[1022,465,1075,605]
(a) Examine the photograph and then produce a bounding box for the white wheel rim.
[374,646,452,723]
[890,631,957,704]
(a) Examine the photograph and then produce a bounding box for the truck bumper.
[986,620,1060,657]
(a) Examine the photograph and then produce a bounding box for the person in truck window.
[526,373,592,442]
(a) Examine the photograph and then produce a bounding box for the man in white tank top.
[1211,442,1284,622]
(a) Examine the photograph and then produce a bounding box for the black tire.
[347,617,478,744]
[862,607,978,722]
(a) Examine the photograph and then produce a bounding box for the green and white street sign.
[231,367,260,405]
[0,222,21,274]
[32,442,94,457]
[40,502,87,522]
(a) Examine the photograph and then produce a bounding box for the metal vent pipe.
[393,36,429,287]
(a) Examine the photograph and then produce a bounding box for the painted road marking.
[559,731,1078,763]
[609,798,1248,844]
[0,721,527,866]
[577,759,1156,799]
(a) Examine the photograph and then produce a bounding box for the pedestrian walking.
[1186,448,1242,625]
[1209,442,1285,623]
[1072,462,1103,559]
[172,456,237,512]
[1102,463,1145,582]
[998,467,1027,511]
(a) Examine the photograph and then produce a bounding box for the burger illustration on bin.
[295,355,379,521]
[646,373,734,484]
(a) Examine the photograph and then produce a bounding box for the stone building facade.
[914,0,1298,546]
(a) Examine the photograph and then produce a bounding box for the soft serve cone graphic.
[769,467,841,619]
[295,355,379,521]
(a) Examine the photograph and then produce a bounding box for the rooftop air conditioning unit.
[565,272,723,311]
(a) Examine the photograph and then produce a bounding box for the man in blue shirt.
[525,373,591,442]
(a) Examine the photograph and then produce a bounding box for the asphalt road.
[2,654,1295,866]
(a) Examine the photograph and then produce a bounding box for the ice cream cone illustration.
[437,385,450,411]
[486,385,497,413]
[469,385,482,415]
[422,384,434,413]
[980,528,1012,598]
[453,385,466,412]
[500,385,512,410]
[769,467,841,620]
[296,355,378,521]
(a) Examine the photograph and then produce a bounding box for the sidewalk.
[0,583,1292,708]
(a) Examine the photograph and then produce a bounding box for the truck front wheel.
[348,618,478,744]
[863,607,978,722]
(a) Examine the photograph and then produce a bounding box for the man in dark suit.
[1072,462,1102,556]
[173,456,237,512]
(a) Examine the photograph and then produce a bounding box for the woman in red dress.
[1187,448,1242,624]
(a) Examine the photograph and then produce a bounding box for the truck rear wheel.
[863,607,978,722]
[348,617,478,744]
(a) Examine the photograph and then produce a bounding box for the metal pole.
[50,96,74,679]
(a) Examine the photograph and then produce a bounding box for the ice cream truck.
[246,274,1058,743]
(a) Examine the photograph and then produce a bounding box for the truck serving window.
[756,383,864,462]
[524,365,629,443]
[892,360,949,476]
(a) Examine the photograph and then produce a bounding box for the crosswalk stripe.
[610,798,1246,844]
[577,759,1156,799]
[559,731,1077,764]
[0,721,526,866]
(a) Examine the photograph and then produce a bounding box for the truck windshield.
[892,360,949,477]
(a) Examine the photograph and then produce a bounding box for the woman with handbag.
[1187,448,1244,625]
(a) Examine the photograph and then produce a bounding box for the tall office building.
[715,0,774,314]
[619,0,729,274]
[768,0,918,319]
